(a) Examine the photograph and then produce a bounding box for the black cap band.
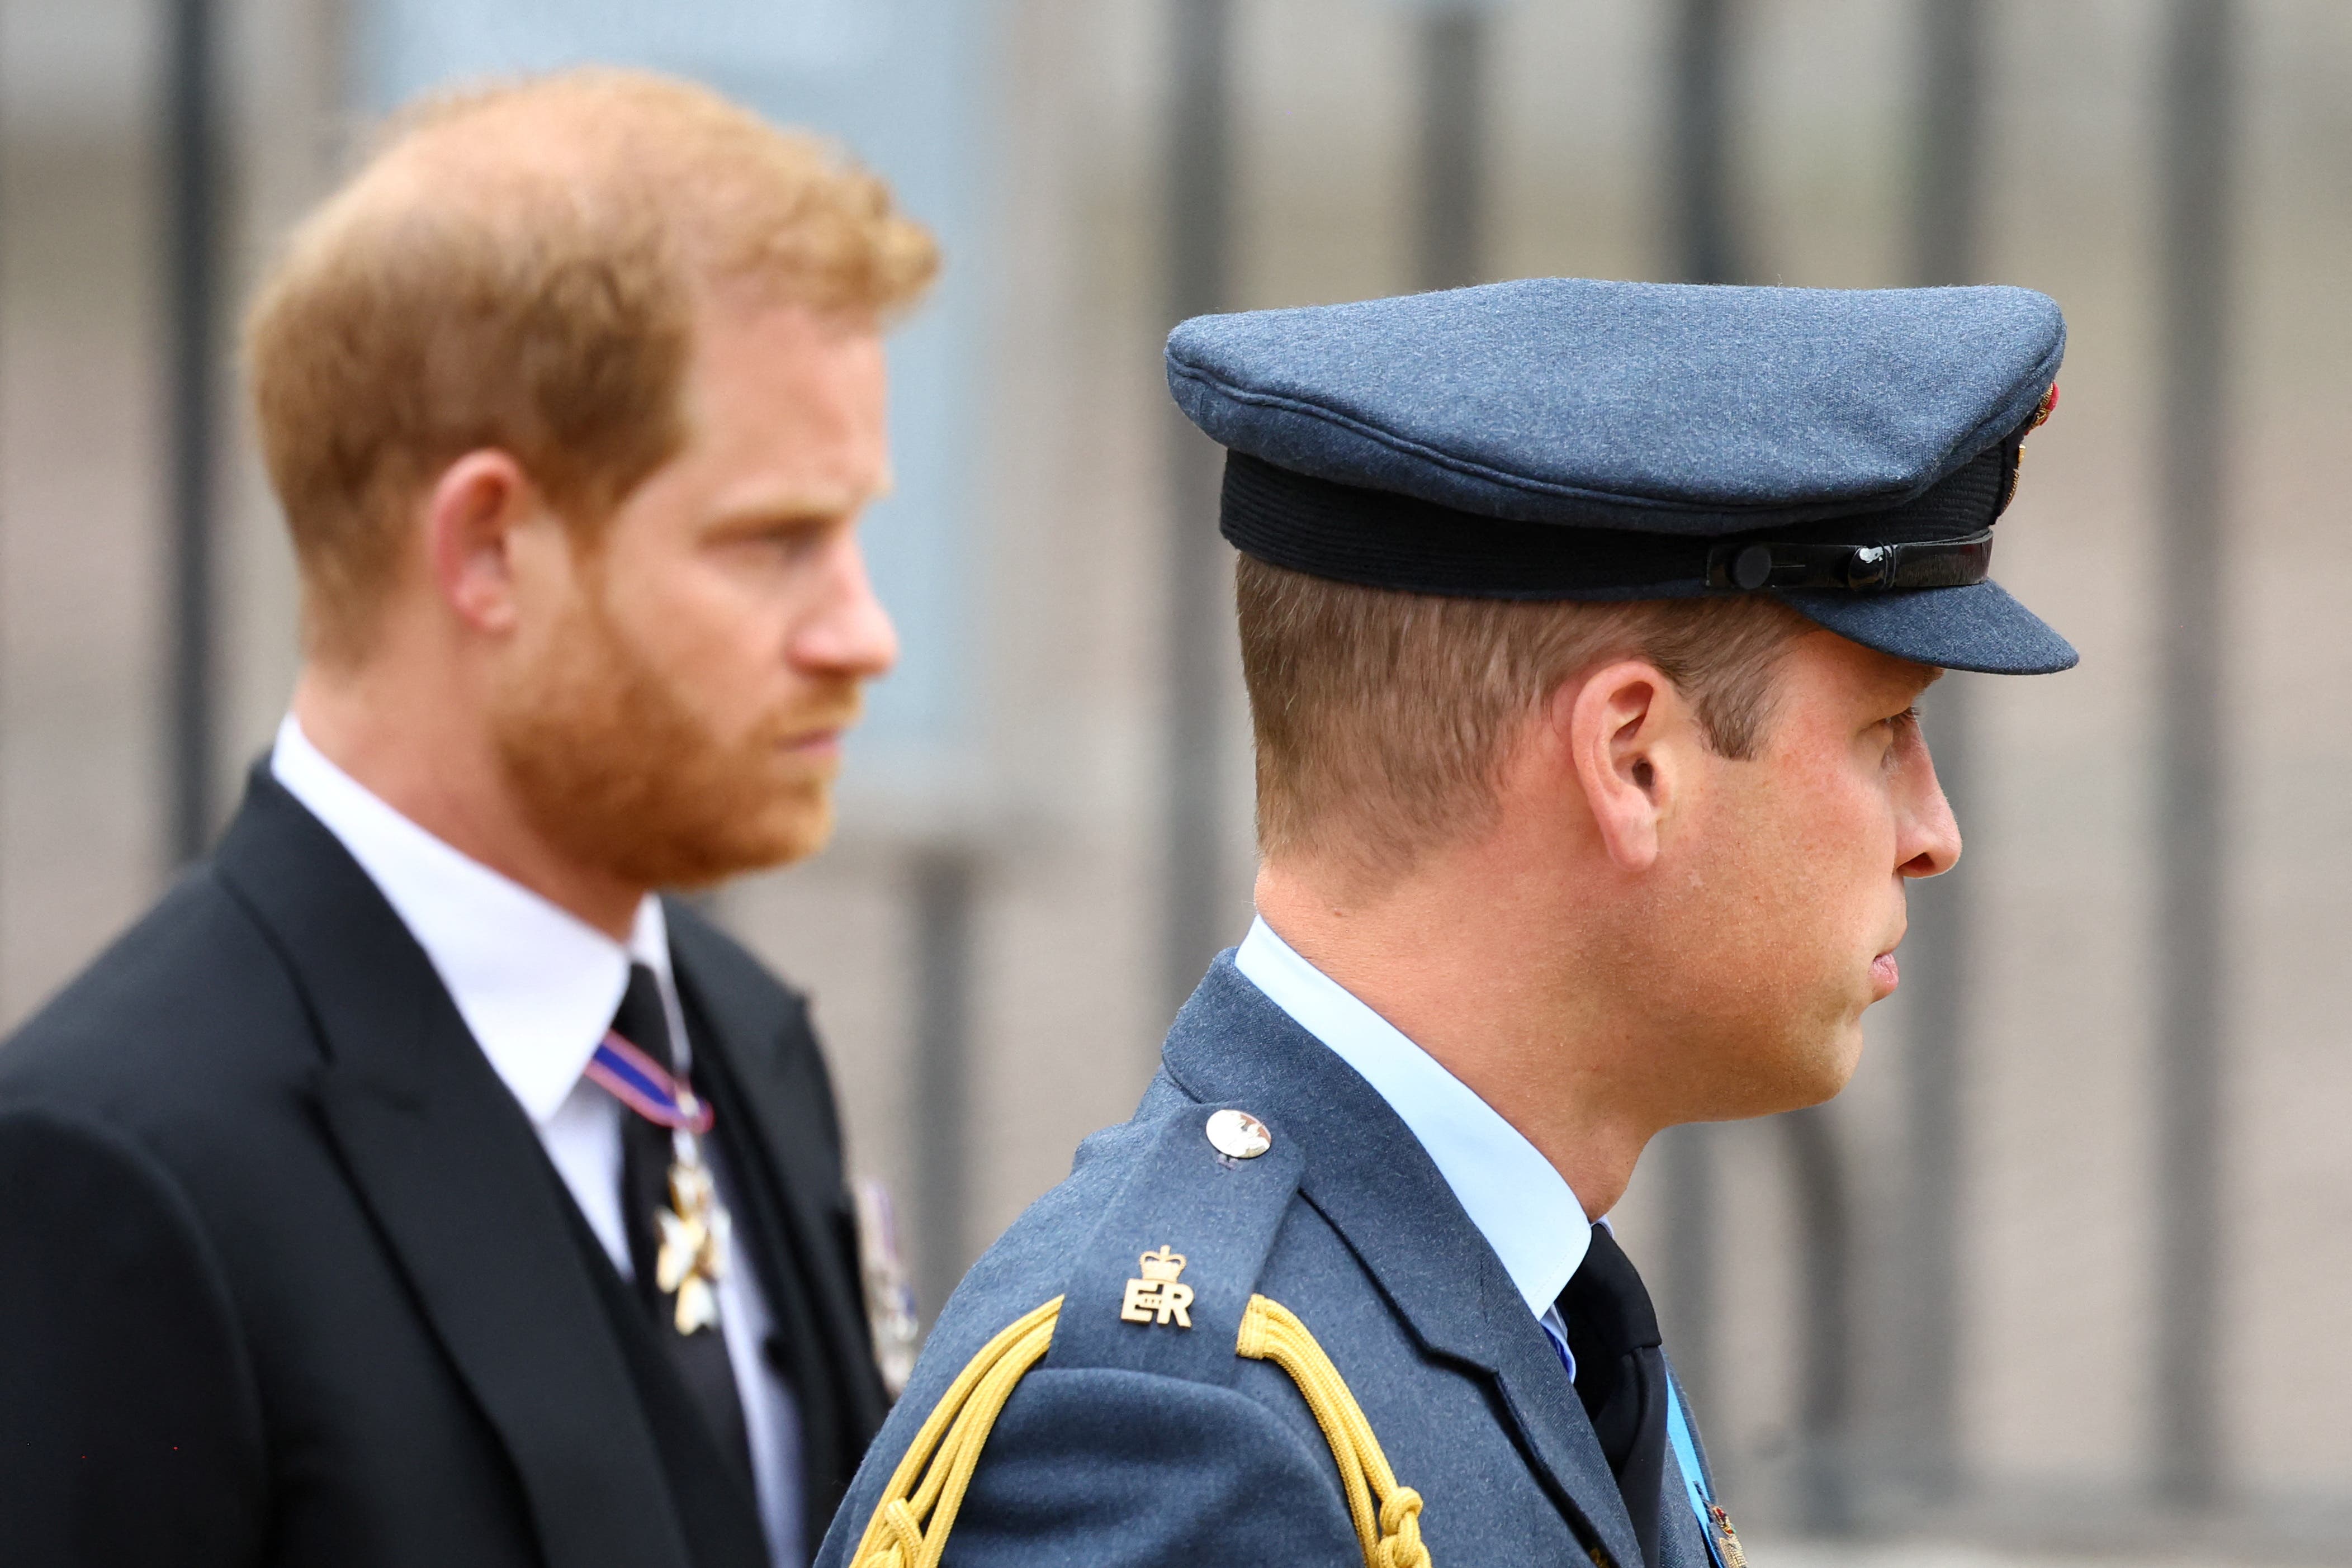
[1219,435,2019,602]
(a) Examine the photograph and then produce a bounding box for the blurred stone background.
[4,0,2348,1558]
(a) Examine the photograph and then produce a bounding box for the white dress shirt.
[1234,915,1594,1373]
[271,716,803,1566]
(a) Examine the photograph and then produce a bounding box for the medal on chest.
[655,1153,730,1335]
[588,1030,730,1336]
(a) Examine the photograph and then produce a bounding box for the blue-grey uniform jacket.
[816,956,1724,1568]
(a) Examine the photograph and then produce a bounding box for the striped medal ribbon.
[585,1030,726,1333]
[585,1030,716,1134]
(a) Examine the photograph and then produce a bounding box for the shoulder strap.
[1040,1103,1303,1387]
[842,1103,1432,1568]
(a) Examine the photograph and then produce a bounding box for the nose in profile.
[794,533,899,681]
[1897,736,1962,879]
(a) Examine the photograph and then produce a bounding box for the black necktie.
[612,963,758,1488]
[1558,1223,1672,1568]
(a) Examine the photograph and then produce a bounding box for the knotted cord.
[845,1289,1430,1568]
[1237,1294,1431,1568]
[846,1297,1061,1568]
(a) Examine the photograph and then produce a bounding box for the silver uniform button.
[1205,1109,1272,1160]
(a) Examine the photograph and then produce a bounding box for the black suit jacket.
[0,769,890,1567]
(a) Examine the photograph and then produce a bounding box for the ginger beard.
[490,570,857,892]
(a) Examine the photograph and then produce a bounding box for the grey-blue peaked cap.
[1166,277,2077,675]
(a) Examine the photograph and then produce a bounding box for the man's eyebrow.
[708,487,885,530]
[708,470,897,531]
[711,498,849,528]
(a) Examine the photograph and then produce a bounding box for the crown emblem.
[1137,1245,1187,1282]
[1121,1244,1196,1329]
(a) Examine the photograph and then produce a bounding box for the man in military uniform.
[820,279,2074,1568]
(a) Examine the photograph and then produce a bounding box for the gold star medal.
[586,1028,730,1336]
[655,1156,729,1335]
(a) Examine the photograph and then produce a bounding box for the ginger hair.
[1236,555,1814,887]
[244,68,939,664]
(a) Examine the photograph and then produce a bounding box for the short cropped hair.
[244,68,939,663]
[1237,554,1812,884]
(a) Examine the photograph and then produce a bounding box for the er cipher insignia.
[1120,1245,1195,1329]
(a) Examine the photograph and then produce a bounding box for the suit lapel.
[666,909,870,1387]
[212,772,694,1568]
[666,905,889,1527]
[1160,958,1648,1568]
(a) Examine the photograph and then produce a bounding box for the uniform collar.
[269,714,673,1125]
[1234,915,1591,1320]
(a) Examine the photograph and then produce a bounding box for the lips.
[1870,950,1901,995]
[773,704,862,758]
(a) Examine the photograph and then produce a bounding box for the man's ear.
[1562,659,1693,873]
[424,450,540,636]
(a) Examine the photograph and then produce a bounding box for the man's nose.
[1897,741,1962,879]
[793,534,899,680]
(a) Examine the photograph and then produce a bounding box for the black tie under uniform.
[1558,1223,1673,1568]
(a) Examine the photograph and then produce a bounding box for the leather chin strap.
[1705,527,1994,593]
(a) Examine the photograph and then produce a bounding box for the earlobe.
[1567,661,1668,873]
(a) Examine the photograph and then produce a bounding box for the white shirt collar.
[1234,915,1592,1322]
[270,714,674,1125]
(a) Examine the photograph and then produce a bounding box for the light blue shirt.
[1234,916,1592,1371]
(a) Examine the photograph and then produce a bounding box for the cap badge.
[2031,381,2060,429]
[1205,1109,1272,1160]
[1120,1245,1195,1329]
[2008,380,2060,510]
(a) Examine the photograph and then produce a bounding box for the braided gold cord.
[1237,1294,1431,1568]
[845,1290,1432,1568]
[846,1297,1062,1568]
